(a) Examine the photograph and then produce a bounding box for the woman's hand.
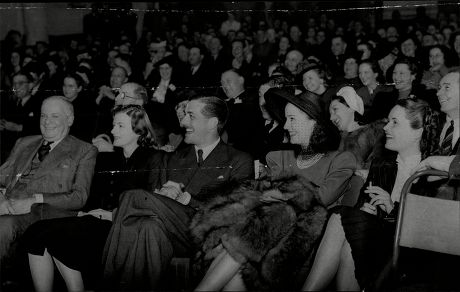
[79,208,113,221]
[360,202,377,215]
[364,184,394,214]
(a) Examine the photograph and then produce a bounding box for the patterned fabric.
[440,120,454,155]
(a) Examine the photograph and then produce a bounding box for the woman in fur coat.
[192,88,356,290]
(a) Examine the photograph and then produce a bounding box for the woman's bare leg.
[336,240,360,291]
[195,249,242,291]
[222,272,246,291]
[28,249,54,292]
[302,214,347,291]
[53,257,84,292]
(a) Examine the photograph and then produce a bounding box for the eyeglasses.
[117,92,142,101]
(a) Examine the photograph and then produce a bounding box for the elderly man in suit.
[0,95,97,283]
[102,95,253,290]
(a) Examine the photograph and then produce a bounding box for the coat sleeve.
[315,151,356,207]
[0,138,24,188]
[41,144,98,210]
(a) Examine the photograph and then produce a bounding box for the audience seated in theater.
[193,87,355,291]
[421,45,452,90]
[257,67,295,163]
[23,104,162,292]
[92,82,169,150]
[0,71,42,161]
[101,95,253,290]
[61,73,97,142]
[369,57,440,121]
[0,96,97,285]
[221,69,266,159]
[332,52,363,89]
[356,59,393,123]
[329,86,386,206]
[303,98,442,291]
[299,63,337,114]
[147,54,182,137]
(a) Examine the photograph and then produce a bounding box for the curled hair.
[112,104,158,148]
[392,57,421,82]
[64,73,84,88]
[299,119,340,155]
[299,64,329,87]
[395,98,442,159]
[359,58,385,84]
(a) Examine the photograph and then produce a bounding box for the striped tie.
[440,121,454,155]
[197,149,204,167]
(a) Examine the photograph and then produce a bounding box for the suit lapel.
[8,137,42,190]
[37,136,72,173]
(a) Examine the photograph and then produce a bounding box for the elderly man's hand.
[9,197,35,215]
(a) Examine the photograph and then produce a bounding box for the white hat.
[336,86,364,115]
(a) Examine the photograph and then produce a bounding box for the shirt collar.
[195,138,220,162]
[45,136,65,152]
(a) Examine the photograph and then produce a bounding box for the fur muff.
[190,175,329,290]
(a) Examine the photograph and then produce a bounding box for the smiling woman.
[192,88,356,291]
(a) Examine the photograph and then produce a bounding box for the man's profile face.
[40,99,73,142]
[180,100,212,146]
[437,72,460,117]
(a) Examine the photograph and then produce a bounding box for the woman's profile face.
[383,105,421,153]
[302,70,324,94]
[392,63,415,91]
[359,63,378,87]
[111,112,140,148]
[429,47,445,71]
[284,103,316,147]
[329,99,355,132]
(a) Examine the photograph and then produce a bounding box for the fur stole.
[190,175,329,290]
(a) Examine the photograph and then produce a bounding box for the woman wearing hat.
[192,88,356,291]
[329,86,386,205]
[303,98,441,291]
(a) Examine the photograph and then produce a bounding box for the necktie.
[440,121,454,155]
[265,120,274,133]
[197,149,204,167]
[38,141,52,162]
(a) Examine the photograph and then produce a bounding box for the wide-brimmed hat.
[264,88,324,123]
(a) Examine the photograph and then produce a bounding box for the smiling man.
[0,95,97,283]
[102,95,253,290]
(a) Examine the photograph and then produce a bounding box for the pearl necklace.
[296,153,324,169]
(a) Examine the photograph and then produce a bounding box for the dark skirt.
[340,206,395,289]
[23,215,112,278]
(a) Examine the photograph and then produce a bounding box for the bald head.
[115,82,147,106]
[221,70,245,99]
[284,50,303,74]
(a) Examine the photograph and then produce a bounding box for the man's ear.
[208,116,218,131]
[67,115,75,127]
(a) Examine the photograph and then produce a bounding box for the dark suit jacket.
[0,135,98,210]
[159,140,254,209]
[186,63,211,93]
